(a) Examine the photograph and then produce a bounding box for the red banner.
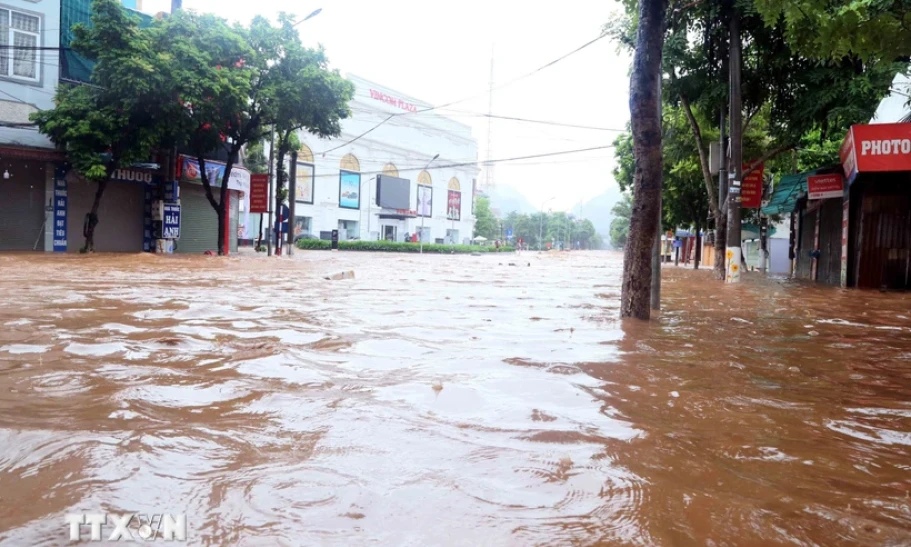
[249,174,269,214]
[807,174,844,200]
[841,124,911,180]
[741,163,764,208]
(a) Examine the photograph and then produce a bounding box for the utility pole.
[484,49,496,192]
[725,7,743,283]
[266,126,275,256]
[288,151,297,256]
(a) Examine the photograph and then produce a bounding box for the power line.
[309,144,614,179]
[317,32,610,155]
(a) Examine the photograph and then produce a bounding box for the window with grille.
[0,7,40,83]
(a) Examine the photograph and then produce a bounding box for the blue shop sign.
[162,203,181,239]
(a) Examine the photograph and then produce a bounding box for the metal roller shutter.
[176,183,219,254]
[67,179,143,252]
[0,169,45,250]
[230,190,239,253]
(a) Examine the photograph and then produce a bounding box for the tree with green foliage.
[752,0,911,62]
[609,0,902,282]
[31,0,172,252]
[153,11,352,255]
[267,14,354,248]
[609,193,633,249]
[244,140,268,175]
[473,196,498,240]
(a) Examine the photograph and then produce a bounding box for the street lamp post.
[539,197,555,250]
[361,175,376,241]
[292,8,322,26]
[420,153,440,254]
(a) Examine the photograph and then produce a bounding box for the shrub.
[294,239,515,253]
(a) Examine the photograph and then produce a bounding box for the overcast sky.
[143,0,632,212]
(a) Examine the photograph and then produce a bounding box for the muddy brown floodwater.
[0,250,910,546]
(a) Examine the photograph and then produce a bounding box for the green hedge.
[294,239,515,253]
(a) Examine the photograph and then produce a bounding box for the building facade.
[0,0,64,251]
[259,74,479,245]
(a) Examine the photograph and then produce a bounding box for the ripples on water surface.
[0,251,909,545]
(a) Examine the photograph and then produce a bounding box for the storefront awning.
[762,172,808,216]
[762,166,841,216]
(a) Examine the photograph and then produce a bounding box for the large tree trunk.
[620,0,667,320]
[82,178,109,253]
[196,154,224,255]
[694,220,702,269]
[714,214,727,277]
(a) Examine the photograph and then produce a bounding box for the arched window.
[295,143,315,204]
[340,153,360,172]
[298,143,314,164]
[383,163,399,177]
[447,177,461,220]
[417,170,433,218]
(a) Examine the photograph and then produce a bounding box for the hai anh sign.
[249,174,269,214]
[807,174,844,200]
[840,123,911,183]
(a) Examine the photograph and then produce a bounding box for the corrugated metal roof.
[761,172,807,216]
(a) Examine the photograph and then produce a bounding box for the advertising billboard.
[339,170,361,210]
[296,163,314,204]
[417,185,432,217]
[376,175,411,209]
[447,190,461,221]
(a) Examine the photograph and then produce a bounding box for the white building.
[870,73,910,124]
[258,74,479,245]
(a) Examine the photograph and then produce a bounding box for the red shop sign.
[249,174,269,214]
[841,123,911,181]
[807,174,844,200]
[741,163,764,209]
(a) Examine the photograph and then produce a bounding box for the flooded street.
[0,250,910,545]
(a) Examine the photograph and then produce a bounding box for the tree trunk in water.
[714,214,726,278]
[694,221,702,269]
[620,0,666,320]
[274,142,288,253]
[82,178,109,253]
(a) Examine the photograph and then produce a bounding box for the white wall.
[0,0,59,150]
[870,73,910,124]
[274,73,480,244]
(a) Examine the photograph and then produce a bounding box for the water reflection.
[0,251,908,545]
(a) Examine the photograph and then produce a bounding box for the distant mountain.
[572,184,625,246]
[485,185,538,216]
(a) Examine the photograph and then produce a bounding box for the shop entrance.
[383,225,397,241]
